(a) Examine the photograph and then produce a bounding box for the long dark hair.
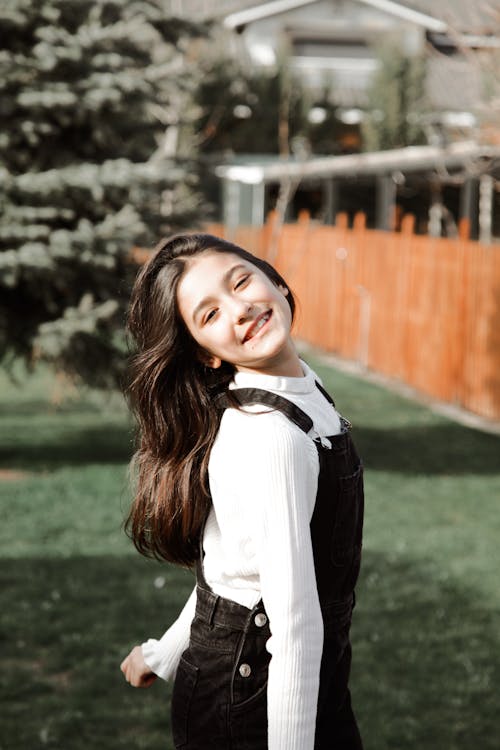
[125,233,296,566]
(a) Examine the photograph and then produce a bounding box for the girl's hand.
[120,645,158,688]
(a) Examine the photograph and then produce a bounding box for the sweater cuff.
[141,638,178,682]
[140,586,196,682]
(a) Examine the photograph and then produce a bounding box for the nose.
[230,298,253,324]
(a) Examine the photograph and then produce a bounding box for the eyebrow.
[192,263,248,322]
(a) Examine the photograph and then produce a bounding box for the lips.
[243,310,272,343]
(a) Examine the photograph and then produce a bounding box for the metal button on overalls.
[239,663,252,678]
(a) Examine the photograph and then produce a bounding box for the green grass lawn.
[1,356,499,749]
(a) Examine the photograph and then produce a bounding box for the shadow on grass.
[1,551,498,750]
[0,423,133,470]
[0,399,108,417]
[2,416,499,476]
[353,423,500,475]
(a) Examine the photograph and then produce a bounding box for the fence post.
[401,214,415,235]
[336,212,349,230]
[458,217,471,241]
[353,212,366,231]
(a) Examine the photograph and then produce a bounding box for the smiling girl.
[120,233,364,750]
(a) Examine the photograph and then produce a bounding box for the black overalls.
[171,383,364,750]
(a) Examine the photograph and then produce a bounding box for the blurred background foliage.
[193,54,353,157]
[361,44,427,152]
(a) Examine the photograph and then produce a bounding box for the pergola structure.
[215,141,500,241]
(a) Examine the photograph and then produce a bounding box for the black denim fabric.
[171,383,364,749]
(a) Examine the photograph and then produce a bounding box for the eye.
[234,274,250,290]
[204,308,218,324]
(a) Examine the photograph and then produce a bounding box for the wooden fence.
[206,212,500,421]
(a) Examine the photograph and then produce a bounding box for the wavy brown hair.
[125,233,296,566]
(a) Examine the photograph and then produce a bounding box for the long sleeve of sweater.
[141,585,196,681]
[209,408,324,750]
[251,417,323,750]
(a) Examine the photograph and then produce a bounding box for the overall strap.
[227,387,313,434]
[314,379,336,408]
[315,380,352,431]
[196,540,208,587]
[223,381,343,434]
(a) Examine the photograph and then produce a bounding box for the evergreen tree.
[362,45,427,151]
[0,0,205,386]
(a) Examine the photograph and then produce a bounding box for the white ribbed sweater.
[142,361,342,750]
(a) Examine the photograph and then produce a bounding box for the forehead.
[184,250,251,276]
[178,251,254,297]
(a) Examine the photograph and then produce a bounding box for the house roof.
[403,0,497,33]
[221,0,497,33]
[347,0,446,32]
[223,0,318,29]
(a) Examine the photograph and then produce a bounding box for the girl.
[120,233,364,750]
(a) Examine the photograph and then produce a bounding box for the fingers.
[120,646,157,688]
[120,655,129,675]
[139,672,158,688]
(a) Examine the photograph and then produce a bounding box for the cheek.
[197,323,231,353]
[181,317,207,352]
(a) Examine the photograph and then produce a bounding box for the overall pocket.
[331,464,364,567]
[230,623,270,712]
[229,654,268,750]
[171,656,199,748]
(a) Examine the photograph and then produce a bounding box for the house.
[218,0,499,144]
[165,0,500,238]
[211,1,500,239]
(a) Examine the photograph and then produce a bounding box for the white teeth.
[245,312,270,342]
[255,313,270,331]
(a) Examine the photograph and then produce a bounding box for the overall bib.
[171,383,364,750]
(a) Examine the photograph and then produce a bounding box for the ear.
[206,355,222,369]
[278,284,289,297]
[198,350,222,369]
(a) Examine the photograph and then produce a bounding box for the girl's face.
[176,251,303,377]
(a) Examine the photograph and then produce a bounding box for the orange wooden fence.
[207,213,500,421]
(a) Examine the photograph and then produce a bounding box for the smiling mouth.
[243,311,272,342]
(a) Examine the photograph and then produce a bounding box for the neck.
[236,347,304,379]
